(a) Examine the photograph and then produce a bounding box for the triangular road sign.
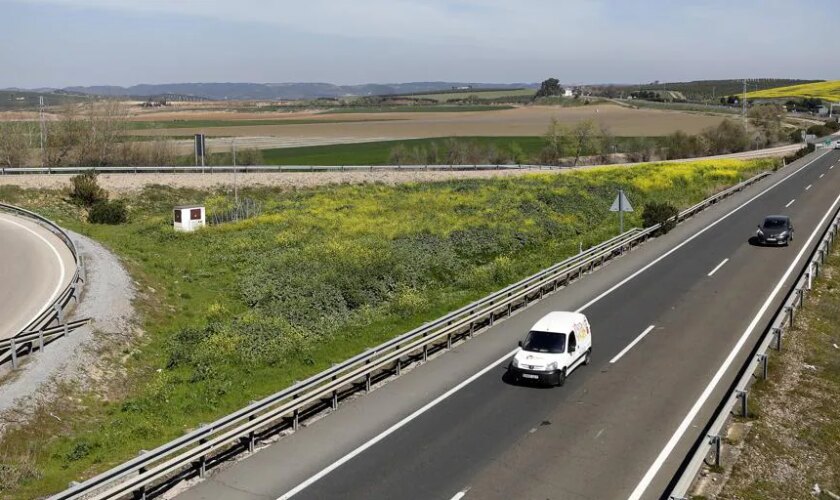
[610,190,633,212]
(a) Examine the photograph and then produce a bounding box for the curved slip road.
[178,149,840,500]
[0,212,75,341]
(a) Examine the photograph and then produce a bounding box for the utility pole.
[38,96,47,166]
[742,78,747,129]
[232,138,238,207]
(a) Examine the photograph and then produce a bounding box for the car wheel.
[557,368,567,387]
[583,349,592,366]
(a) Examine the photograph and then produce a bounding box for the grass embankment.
[746,80,840,101]
[719,251,840,499]
[0,158,776,498]
[239,136,666,166]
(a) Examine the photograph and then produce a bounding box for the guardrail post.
[507,303,512,317]
[807,269,813,290]
[710,434,721,468]
[10,339,17,369]
[447,332,452,349]
[736,390,748,418]
[247,414,256,452]
[758,354,768,380]
[422,344,428,363]
[38,329,44,352]
[196,441,207,478]
[786,306,794,327]
[132,467,147,500]
[468,322,474,338]
[331,374,338,410]
[395,358,401,376]
[773,328,782,350]
[489,311,495,326]
[293,408,300,431]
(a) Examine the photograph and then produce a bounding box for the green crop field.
[395,89,536,102]
[746,80,840,101]
[251,136,666,166]
[0,157,777,498]
[324,104,515,113]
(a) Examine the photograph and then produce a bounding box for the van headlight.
[546,362,558,372]
[511,357,521,368]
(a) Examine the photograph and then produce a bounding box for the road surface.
[179,148,840,500]
[0,212,75,340]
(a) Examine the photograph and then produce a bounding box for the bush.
[88,199,128,224]
[69,171,108,207]
[642,201,679,234]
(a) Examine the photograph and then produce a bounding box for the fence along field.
[0,157,777,498]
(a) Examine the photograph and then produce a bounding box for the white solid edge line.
[276,149,830,499]
[627,189,840,500]
[821,173,826,177]
[450,488,470,500]
[609,325,655,364]
[0,215,67,336]
[806,184,812,191]
[785,199,796,208]
[277,349,518,500]
[707,258,729,277]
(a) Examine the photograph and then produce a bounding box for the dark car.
[756,215,794,246]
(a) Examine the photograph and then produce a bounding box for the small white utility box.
[173,205,206,232]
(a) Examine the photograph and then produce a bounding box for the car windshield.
[763,218,787,229]
[522,331,566,353]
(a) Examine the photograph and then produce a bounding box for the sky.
[1,0,838,88]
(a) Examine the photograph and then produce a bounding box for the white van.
[508,311,593,386]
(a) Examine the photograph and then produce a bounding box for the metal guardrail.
[52,169,772,500]
[0,203,89,368]
[668,196,840,499]
[0,164,553,175]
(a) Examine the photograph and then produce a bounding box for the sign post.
[610,189,634,233]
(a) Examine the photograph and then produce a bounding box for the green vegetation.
[0,158,776,498]
[720,250,840,498]
[0,90,91,110]
[634,79,821,102]
[233,136,668,166]
[745,80,840,100]
[324,104,514,113]
[391,88,535,102]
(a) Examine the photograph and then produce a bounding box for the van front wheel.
[583,349,592,366]
[557,368,567,387]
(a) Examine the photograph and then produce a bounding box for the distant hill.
[60,82,538,101]
[745,80,840,101]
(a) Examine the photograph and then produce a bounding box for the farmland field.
[0,157,776,498]
[128,105,729,147]
[746,80,840,101]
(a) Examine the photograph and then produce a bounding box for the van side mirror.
[518,340,523,347]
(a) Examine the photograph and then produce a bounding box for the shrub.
[642,201,679,234]
[88,199,128,224]
[69,171,108,207]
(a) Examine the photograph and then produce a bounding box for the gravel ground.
[0,168,561,194]
[0,231,137,427]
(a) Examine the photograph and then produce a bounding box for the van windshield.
[522,331,567,354]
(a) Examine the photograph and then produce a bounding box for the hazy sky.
[2,0,838,88]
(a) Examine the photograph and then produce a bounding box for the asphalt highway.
[179,148,840,500]
[0,212,75,341]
